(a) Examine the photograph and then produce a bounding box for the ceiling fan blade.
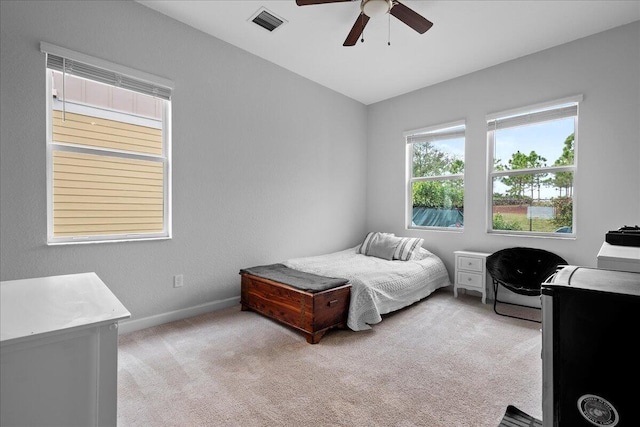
[343,13,370,46]
[390,1,433,34]
[296,0,353,5]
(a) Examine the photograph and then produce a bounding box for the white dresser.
[0,273,130,427]
[453,250,491,304]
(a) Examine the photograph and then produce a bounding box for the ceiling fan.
[295,0,433,46]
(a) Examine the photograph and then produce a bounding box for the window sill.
[47,236,172,246]
[487,230,576,240]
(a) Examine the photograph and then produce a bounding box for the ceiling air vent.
[249,7,287,32]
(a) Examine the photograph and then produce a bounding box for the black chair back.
[486,247,567,296]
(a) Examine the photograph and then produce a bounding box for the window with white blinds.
[42,42,173,244]
[487,96,581,236]
[405,121,466,229]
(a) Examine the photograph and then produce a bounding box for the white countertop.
[1,272,131,343]
[597,242,640,262]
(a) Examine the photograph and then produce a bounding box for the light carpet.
[117,289,542,426]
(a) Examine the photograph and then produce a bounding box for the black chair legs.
[486,247,567,324]
[492,280,541,323]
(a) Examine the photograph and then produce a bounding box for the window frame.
[486,95,582,238]
[405,119,466,231]
[42,42,173,245]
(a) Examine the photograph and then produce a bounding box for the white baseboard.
[118,296,240,335]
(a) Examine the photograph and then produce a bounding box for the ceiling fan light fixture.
[361,0,391,18]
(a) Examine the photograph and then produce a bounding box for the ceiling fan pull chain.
[361,14,365,43]
[388,11,391,46]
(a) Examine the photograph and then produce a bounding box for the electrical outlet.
[174,274,183,288]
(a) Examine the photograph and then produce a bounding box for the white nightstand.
[454,250,491,304]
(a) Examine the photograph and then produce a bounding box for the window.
[487,96,580,236]
[405,121,465,229]
[42,43,173,244]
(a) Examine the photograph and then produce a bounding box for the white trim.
[488,230,576,240]
[40,42,174,90]
[164,100,173,239]
[490,165,575,178]
[486,94,583,122]
[405,141,413,228]
[51,142,164,163]
[46,68,54,243]
[571,113,579,235]
[52,97,162,129]
[47,236,171,246]
[485,127,495,233]
[403,119,466,139]
[118,297,240,335]
[411,173,464,182]
[408,224,465,232]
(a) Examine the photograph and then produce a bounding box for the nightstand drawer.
[457,271,483,289]
[457,256,484,273]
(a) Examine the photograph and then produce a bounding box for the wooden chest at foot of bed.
[240,273,351,344]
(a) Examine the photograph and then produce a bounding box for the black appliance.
[541,266,640,427]
[605,225,640,247]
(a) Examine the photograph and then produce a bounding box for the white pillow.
[357,231,394,254]
[364,233,401,260]
[393,237,424,261]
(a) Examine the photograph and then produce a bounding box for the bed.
[240,232,451,342]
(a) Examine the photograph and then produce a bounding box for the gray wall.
[367,21,640,289]
[1,1,638,325]
[0,1,368,327]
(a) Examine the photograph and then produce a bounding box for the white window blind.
[41,42,173,100]
[406,126,466,144]
[487,105,578,131]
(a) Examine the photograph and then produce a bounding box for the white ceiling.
[136,1,640,105]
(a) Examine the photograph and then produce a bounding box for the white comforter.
[284,246,451,331]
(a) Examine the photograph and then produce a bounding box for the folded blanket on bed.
[240,263,349,293]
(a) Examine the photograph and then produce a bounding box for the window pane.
[411,179,464,228]
[52,151,164,237]
[407,122,465,230]
[489,100,577,236]
[51,72,163,157]
[492,172,573,233]
[52,71,162,120]
[493,118,574,172]
[52,110,162,155]
[412,136,465,177]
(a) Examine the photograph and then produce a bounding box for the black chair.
[486,247,567,322]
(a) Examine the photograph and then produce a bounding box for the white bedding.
[283,246,451,331]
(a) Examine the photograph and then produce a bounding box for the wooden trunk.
[240,272,351,344]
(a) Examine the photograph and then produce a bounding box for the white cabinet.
[1,273,130,427]
[454,250,491,304]
[597,242,640,273]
